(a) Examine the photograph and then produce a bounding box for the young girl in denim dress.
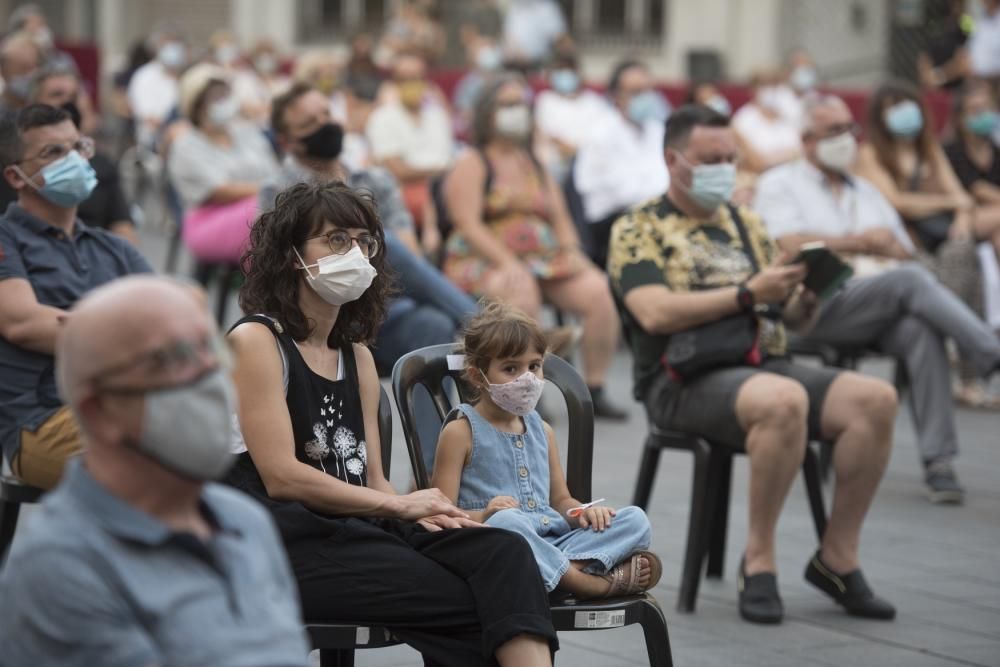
[432,302,662,599]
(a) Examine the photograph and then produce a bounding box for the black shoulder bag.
[661,206,764,382]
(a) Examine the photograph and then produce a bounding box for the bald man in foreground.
[754,94,1000,505]
[0,276,310,667]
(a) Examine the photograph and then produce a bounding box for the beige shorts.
[12,406,83,490]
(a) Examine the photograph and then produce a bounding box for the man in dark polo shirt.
[0,276,309,666]
[0,103,150,489]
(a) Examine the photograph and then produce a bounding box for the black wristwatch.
[736,282,756,313]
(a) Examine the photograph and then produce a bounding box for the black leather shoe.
[591,387,628,421]
[804,551,896,620]
[738,557,783,624]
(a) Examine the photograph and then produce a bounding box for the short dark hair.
[0,103,71,167]
[663,104,730,151]
[608,59,647,94]
[270,81,313,137]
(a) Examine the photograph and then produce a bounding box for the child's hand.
[485,495,519,519]
[578,505,616,532]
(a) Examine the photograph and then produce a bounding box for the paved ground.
[21,228,1000,667]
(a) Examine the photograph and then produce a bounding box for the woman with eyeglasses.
[226,181,557,667]
[166,63,279,265]
[442,74,626,419]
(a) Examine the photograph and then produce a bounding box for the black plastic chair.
[611,287,827,612]
[193,261,243,325]
[307,386,403,667]
[392,343,674,667]
[0,469,43,566]
[631,424,828,613]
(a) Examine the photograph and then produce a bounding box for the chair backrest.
[377,385,393,480]
[391,343,594,501]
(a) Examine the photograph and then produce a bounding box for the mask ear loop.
[10,164,42,192]
[292,246,318,280]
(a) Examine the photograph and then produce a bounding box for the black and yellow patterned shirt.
[608,195,787,399]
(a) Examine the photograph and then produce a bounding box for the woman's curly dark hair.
[239,180,393,347]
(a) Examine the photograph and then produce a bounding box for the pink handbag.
[181,195,259,265]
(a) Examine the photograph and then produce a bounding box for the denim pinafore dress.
[449,403,652,592]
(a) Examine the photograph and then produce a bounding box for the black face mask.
[298,122,344,160]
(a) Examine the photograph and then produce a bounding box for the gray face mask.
[132,370,236,481]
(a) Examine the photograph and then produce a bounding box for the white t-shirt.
[732,103,802,165]
[168,122,280,210]
[127,61,179,126]
[970,8,1000,77]
[366,102,454,172]
[534,89,613,168]
[573,110,670,222]
[503,0,566,62]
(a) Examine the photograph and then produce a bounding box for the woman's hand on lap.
[417,514,484,532]
[393,488,469,521]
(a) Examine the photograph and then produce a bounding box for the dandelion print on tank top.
[303,391,368,485]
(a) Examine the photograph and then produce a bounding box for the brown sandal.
[600,550,663,597]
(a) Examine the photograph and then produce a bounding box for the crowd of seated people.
[3,2,1000,661]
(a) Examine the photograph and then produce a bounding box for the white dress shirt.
[573,110,669,223]
[535,89,613,178]
[366,102,454,172]
[754,158,915,250]
[503,0,566,63]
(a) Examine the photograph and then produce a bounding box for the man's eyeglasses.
[90,335,231,395]
[17,137,96,165]
[306,230,380,258]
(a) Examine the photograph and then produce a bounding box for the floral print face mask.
[480,369,545,416]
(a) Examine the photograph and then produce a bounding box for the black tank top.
[224,315,370,542]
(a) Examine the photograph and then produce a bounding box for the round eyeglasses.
[306,230,380,258]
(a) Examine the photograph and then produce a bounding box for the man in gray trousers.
[755,94,1000,505]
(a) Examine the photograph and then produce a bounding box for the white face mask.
[815,131,858,172]
[757,86,783,112]
[480,369,545,417]
[494,104,532,140]
[294,245,377,306]
[208,95,240,125]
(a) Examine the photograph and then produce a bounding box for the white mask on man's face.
[815,131,858,172]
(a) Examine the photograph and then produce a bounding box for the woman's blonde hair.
[461,301,548,380]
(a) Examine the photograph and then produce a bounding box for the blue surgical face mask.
[965,110,999,137]
[550,69,581,95]
[5,73,33,101]
[705,94,731,117]
[476,46,503,72]
[676,153,736,211]
[884,100,924,138]
[18,150,98,208]
[628,90,669,125]
[158,41,186,69]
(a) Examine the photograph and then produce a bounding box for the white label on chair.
[355,627,370,645]
[446,354,465,371]
[574,610,626,629]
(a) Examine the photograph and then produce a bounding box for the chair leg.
[802,445,828,542]
[215,272,231,324]
[318,649,355,667]
[677,439,712,613]
[818,441,834,483]
[0,500,22,565]
[705,450,732,579]
[638,598,675,667]
[632,436,662,509]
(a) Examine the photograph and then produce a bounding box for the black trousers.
[289,517,558,667]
